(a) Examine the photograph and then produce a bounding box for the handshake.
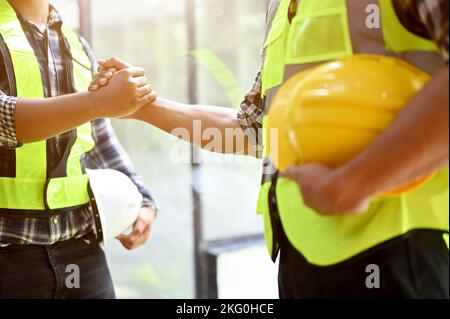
[88,57,157,119]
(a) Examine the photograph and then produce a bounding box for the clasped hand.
[89,57,157,249]
[89,57,157,119]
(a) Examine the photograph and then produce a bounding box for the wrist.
[141,197,159,216]
[326,165,374,212]
[79,90,104,120]
[142,204,158,219]
[131,97,164,121]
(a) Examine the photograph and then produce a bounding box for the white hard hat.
[87,169,142,242]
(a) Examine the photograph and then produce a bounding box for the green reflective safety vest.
[0,0,95,211]
[257,0,449,266]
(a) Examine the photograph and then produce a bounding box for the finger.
[132,76,150,88]
[118,237,134,250]
[148,91,158,103]
[128,67,145,77]
[95,68,116,83]
[89,74,107,88]
[98,77,108,86]
[88,77,105,89]
[131,218,147,237]
[89,84,99,91]
[116,234,127,241]
[134,230,150,247]
[131,226,151,248]
[136,84,152,99]
[89,78,103,89]
[98,57,131,70]
[105,57,130,69]
[118,233,144,250]
[116,234,130,244]
[117,233,139,248]
[90,72,104,84]
[284,166,303,181]
[103,68,117,80]
[134,230,148,245]
[120,222,152,249]
[356,203,371,215]
[138,91,158,107]
[143,224,152,239]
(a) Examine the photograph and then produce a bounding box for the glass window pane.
[90,0,194,299]
[85,0,275,299]
[217,246,279,299]
[194,0,268,241]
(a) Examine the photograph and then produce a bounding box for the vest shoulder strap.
[0,33,17,96]
[60,24,94,91]
[62,25,95,73]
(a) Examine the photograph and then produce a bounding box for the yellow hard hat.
[268,54,434,195]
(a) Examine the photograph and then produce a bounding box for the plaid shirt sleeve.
[237,66,264,158]
[397,0,449,61]
[417,0,449,61]
[85,118,158,209]
[0,91,20,148]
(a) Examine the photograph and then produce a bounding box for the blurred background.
[50,0,278,299]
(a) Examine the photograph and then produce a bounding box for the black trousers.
[0,232,115,299]
[278,230,449,299]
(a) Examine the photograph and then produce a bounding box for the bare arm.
[336,66,449,201]
[94,58,256,156]
[285,1,450,214]
[15,91,97,143]
[286,66,449,214]
[130,98,255,156]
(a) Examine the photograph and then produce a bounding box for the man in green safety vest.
[94,0,449,298]
[0,0,158,298]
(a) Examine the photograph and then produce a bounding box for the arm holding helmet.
[285,66,449,215]
[285,0,450,215]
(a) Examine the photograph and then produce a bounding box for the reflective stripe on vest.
[0,0,95,211]
[258,0,449,266]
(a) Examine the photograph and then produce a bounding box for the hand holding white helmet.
[87,169,143,242]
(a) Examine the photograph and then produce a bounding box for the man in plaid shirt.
[0,0,157,298]
[96,0,449,298]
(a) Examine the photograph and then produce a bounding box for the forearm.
[334,67,449,201]
[14,66,153,144]
[15,91,98,143]
[133,97,254,155]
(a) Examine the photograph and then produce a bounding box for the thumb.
[98,57,131,71]
[284,165,304,181]
[131,218,146,237]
